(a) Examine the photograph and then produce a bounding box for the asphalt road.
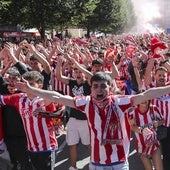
[54,132,145,170]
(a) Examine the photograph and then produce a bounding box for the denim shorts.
[89,161,129,170]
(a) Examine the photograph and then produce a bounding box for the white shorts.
[66,118,90,146]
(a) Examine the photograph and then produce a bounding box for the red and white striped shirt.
[52,65,73,95]
[0,93,58,152]
[149,82,170,127]
[151,95,170,127]
[128,106,162,156]
[74,95,132,164]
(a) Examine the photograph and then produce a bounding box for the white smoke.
[131,0,164,33]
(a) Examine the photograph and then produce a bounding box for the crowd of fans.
[0,31,170,170]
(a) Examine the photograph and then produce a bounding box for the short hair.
[6,67,21,78]
[30,55,37,61]
[91,72,112,85]
[155,66,168,74]
[22,71,44,84]
[92,58,103,66]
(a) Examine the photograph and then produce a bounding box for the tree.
[95,0,136,34]
[0,0,136,39]
[77,0,136,36]
[85,0,116,35]
[123,0,137,33]
[0,0,100,40]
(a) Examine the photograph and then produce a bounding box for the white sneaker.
[69,166,78,170]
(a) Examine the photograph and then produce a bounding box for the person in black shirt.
[56,57,91,170]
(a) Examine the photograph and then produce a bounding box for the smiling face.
[154,69,168,87]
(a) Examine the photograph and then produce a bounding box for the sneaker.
[69,166,78,170]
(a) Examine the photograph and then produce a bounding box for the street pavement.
[54,132,145,170]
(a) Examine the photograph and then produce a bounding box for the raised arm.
[25,43,52,74]
[144,58,155,86]
[55,56,70,85]
[132,85,170,106]
[109,61,119,79]
[67,54,93,85]
[131,57,143,91]
[16,80,75,108]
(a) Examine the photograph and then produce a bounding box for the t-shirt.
[74,94,132,164]
[68,79,91,120]
[0,93,58,152]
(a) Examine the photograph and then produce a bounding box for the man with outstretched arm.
[16,72,170,170]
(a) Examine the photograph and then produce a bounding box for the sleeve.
[115,95,134,112]
[68,79,74,87]
[0,74,9,94]
[14,61,32,75]
[74,96,89,112]
[0,94,20,107]
[37,103,65,118]
[45,102,64,112]
[45,103,57,112]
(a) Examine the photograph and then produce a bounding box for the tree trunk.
[86,27,90,38]
[38,25,45,41]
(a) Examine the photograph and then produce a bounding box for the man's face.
[4,74,20,87]
[91,80,110,100]
[154,70,168,87]
[73,69,85,81]
[30,59,41,71]
[138,100,150,111]
[4,73,21,94]
[91,64,103,73]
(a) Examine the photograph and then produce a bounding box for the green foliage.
[80,0,127,34]
[0,0,136,38]
[123,0,137,33]
[95,0,136,34]
[0,1,11,21]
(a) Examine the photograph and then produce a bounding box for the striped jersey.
[0,93,58,152]
[128,106,162,156]
[151,95,170,127]
[149,82,170,127]
[52,64,73,95]
[74,94,133,164]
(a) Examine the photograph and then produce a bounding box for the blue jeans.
[89,161,129,170]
